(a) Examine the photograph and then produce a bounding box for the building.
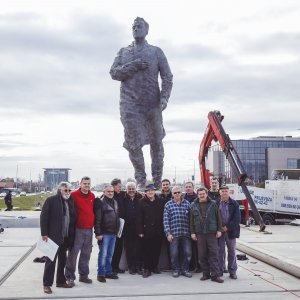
[43,168,71,191]
[209,136,300,184]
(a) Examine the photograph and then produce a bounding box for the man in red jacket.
[65,176,95,286]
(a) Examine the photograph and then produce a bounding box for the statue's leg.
[128,148,146,191]
[150,142,164,189]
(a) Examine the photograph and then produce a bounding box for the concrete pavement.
[0,225,300,299]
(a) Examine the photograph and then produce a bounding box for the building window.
[287,158,300,169]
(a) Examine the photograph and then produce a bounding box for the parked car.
[20,191,27,196]
[0,192,6,197]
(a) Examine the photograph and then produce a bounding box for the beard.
[62,194,70,200]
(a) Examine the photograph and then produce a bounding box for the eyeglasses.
[63,189,71,193]
[173,191,181,195]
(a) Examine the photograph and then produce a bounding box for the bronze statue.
[110,17,173,189]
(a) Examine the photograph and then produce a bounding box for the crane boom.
[199,110,266,231]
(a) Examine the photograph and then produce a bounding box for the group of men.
[40,176,241,294]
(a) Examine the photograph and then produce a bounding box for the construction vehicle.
[199,110,266,231]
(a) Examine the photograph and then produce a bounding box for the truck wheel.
[262,214,276,225]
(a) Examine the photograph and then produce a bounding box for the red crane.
[199,110,266,231]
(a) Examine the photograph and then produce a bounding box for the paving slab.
[237,225,300,278]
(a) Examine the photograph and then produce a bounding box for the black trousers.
[111,236,124,271]
[189,240,201,270]
[43,240,68,286]
[124,235,142,270]
[142,236,162,270]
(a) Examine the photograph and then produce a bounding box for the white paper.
[36,236,59,261]
[117,218,125,238]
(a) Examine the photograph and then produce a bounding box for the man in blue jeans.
[163,186,192,278]
[94,184,120,283]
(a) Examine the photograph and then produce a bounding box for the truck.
[228,180,300,225]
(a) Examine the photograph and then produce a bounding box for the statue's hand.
[161,98,168,111]
[133,58,148,70]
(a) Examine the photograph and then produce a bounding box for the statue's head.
[132,17,149,40]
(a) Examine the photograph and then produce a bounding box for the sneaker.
[67,279,75,287]
[97,276,106,283]
[172,271,180,278]
[105,273,119,279]
[230,274,237,279]
[181,271,192,278]
[211,277,224,283]
[79,277,93,284]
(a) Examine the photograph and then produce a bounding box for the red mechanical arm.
[199,111,265,231]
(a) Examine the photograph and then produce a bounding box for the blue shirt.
[163,199,191,237]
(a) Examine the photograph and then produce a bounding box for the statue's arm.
[110,49,142,81]
[157,48,173,103]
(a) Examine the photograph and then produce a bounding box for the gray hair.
[58,181,71,189]
[172,186,182,193]
[103,184,114,191]
[126,181,136,189]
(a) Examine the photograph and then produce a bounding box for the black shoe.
[152,267,161,274]
[195,267,202,273]
[200,275,211,281]
[97,276,106,283]
[142,269,151,278]
[136,268,143,275]
[224,269,229,273]
[113,268,125,274]
[211,277,224,283]
[79,277,93,284]
[129,268,136,275]
[105,273,119,279]
[230,274,237,279]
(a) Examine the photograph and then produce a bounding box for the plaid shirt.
[163,199,191,237]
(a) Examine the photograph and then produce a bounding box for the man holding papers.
[40,182,76,294]
[94,184,120,283]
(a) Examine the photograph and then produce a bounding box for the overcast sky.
[0,0,299,184]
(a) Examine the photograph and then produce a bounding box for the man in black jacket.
[110,178,126,274]
[4,191,13,211]
[137,184,164,278]
[40,182,76,294]
[123,181,143,275]
[94,184,120,283]
[217,185,241,280]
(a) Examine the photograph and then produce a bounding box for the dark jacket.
[190,199,221,234]
[216,197,241,239]
[4,192,12,204]
[94,196,120,236]
[183,192,197,204]
[137,195,164,238]
[123,192,143,237]
[158,190,172,206]
[208,190,220,202]
[113,190,126,219]
[40,193,77,247]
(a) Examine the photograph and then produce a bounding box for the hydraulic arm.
[199,110,266,231]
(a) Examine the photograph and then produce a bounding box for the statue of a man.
[110,17,173,190]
